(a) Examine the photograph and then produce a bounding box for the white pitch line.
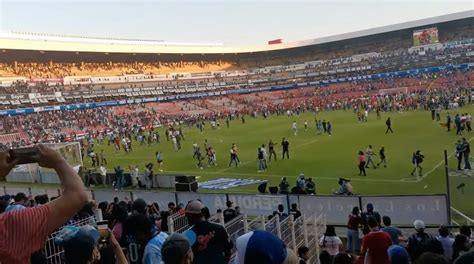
[215,138,320,173]
[417,136,474,182]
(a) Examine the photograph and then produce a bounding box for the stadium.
[0,6,473,264]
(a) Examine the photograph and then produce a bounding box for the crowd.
[0,37,471,97]
[0,61,234,79]
[1,163,473,264]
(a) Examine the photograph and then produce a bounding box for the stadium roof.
[0,10,472,55]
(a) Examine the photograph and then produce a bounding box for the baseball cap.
[162,233,191,263]
[185,200,204,214]
[414,220,425,231]
[55,225,100,248]
[235,230,287,264]
[388,245,409,264]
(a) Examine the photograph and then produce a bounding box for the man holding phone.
[0,144,89,263]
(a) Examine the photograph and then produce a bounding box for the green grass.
[5,106,474,218]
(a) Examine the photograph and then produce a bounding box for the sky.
[0,0,472,46]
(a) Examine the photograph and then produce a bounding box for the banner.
[176,192,227,214]
[360,195,448,225]
[297,195,360,224]
[92,190,132,204]
[132,191,176,211]
[227,194,287,216]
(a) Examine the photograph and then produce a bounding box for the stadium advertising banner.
[227,194,287,216]
[413,27,439,46]
[93,190,132,203]
[361,195,448,225]
[297,195,360,224]
[176,192,227,214]
[132,191,176,210]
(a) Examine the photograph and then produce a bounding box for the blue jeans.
[464,152,471,169]
[347,229,360,254]
[116,175,124,189]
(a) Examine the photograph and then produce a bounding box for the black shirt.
[184,221,232,264]
[282,140,289,150]
[223,208,237,223]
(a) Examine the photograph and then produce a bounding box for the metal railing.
[451,206,474,226]
[44,215,97,264]
[167,212,327,264]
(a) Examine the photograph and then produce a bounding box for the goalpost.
[6,142,83,184]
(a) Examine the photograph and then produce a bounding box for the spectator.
[416,252,449,264]
[452,234,471,260]
[34,194,49,205]
[436,225,454,260]
[183,200,232,264]
[160,202,177,233]
[382,215,402,244]
[235,230,298,264]
[161,233,194,264]
[361,217,392,264]
[277,204,288,220]
[319,225,343,259]
[346,206,361,254]
[319,250,333,264]
[387,244,409,264]
[333,252,355,264]
[111,203,128,242]
[223,200,237,223]
[123,213,169,264]
[5,192,28,212]
[0,145,88,263]
[453,251,474,264]
[56,224,127,264]
[407,220,444,261]
[297,246,309,264]
[289,203,301,220]
[361,203,381,234]
[459,225,472,246]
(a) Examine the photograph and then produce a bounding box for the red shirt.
[362,230,392,264]
[347,214,361,230]
[0,205,51,264]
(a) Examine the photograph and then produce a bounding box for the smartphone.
[97,220,109,244]
[9,147,38,165]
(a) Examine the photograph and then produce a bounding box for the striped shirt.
[143,231,169,264]
[0,205,51,263]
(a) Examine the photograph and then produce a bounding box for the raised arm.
[33,144,89,232]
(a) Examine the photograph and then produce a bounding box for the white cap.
[414,220,425,231]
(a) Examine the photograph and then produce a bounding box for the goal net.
[7,142,82,184]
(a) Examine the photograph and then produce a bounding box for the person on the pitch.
[446,113,452,132]
[456,140,464,171]
[377,146,387,168]
[268,140,277,161]
[410,150,424,177]
[365,145,376,169]
[358,151,366,176]
[385,117,393,133]
[281,138,290,160]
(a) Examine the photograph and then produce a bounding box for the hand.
[108,229,120,248]
[32,144,65,169]
[0,151,18,180]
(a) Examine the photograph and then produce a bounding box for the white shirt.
[292,122,297,129]
[319,235,342,256]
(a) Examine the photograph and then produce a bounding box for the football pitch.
[8,105,474,218]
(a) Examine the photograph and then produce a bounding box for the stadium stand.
[0,11,473,264]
